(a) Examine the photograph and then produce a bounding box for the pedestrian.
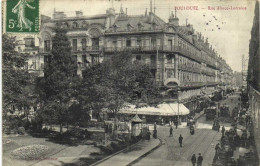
[191,154,196,166]
[179,134,183,147]
[174,120,178,129]
[169,126,173,137]
[154,122,157,130]
[197,153,203,166]
[222,126,225,136]
[215,143,220,153]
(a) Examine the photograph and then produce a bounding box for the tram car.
[220,105,230,117]
[205,106,217,121]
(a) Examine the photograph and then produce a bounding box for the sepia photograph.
[1,0,260,165]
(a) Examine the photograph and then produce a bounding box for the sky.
[29,0,258,72]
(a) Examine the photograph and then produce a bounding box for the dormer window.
[72,22,78,28]
[137,22,143,31]
[127,23,133,31]
[113,24,118,32]
[63,22,69,28]
[152,22,157,30]
[168,27,174,32]
[82,21,89,28]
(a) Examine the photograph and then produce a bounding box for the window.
[91,55,99,65]
[167,55,172,64]
[72,22,78,28]
[72,39,77,51]
[137,39,141,47]
[127,24,132,31]
[25,38,35,47]
[150,55,156,64]
[81,38,86,51]
[126,39,131,47]
[44,40,51,52]
[92,38,99,50]
[136,55,141,61]
[168,39,172,50]
[112,40,117,48]
[63,22,69,28]
[151,39,156,49]
[82,55,86,67]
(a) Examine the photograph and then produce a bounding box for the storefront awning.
[119,103,190,116]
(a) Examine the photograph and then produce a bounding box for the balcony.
[104,46,163,52]
[165,63,174,69]
[178,64,200,73]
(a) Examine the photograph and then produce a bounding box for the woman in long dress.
[12,0,35,31]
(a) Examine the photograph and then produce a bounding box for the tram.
[205,106,217,121]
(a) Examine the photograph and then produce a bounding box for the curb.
[126,137,163,166]
[90,140,142,166]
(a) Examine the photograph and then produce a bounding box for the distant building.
[14,35,44,77]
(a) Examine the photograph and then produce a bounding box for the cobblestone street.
[134,94,240,166]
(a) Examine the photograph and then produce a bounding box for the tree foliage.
[2,34,35,119]
[37,28,84,131]
[80,50,161,118]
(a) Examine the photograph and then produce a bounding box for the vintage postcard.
[1,0,259,166]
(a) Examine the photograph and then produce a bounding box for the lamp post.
[177,86,180,125]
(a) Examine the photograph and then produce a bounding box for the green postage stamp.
[6,0,39,33]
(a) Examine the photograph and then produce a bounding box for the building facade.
[103,7,233,112]
[16,5,233,113]
[248,1,260,164]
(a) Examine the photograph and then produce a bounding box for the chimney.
[76,11,83,17]
[126,8,128,15]
[53,11,66,19]
[192,34,197,43]
[168,11,179,26]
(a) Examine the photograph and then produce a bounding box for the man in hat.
[197,153,203,166]
[179,134,183,147]
[191,154,196,166]
[169,126,173,137]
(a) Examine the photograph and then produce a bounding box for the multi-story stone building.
[39,8,116,76]
[16,5,233,113]
[103,7,233,112]
[248,1,260,164]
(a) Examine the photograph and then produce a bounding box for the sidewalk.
[93,138,161,166]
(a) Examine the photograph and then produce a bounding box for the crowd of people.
[212,96,257,166]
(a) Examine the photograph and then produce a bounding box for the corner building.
[37,6,233,114]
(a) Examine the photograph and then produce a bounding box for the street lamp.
[177,86,181,125]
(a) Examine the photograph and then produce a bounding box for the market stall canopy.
[119,103,190,116]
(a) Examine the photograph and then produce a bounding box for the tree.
[38,28,81,133]
[80,50,161,135]
[2,34,36,123]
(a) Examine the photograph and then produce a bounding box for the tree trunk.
[113,113,118,139]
